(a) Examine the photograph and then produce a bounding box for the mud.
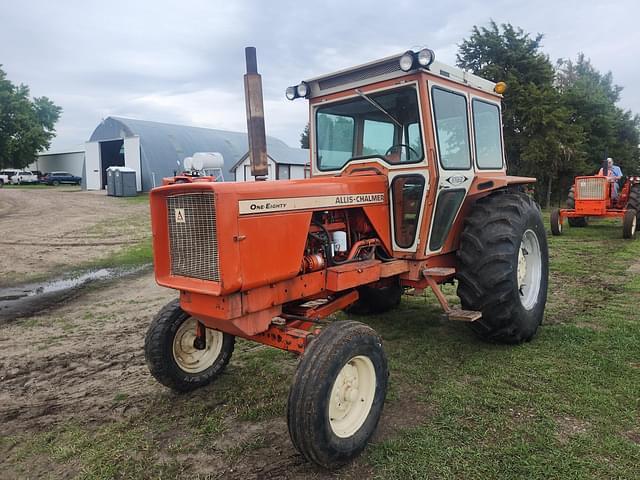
[0,265,149,323]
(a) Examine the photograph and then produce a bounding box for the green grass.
[3,212,639,479]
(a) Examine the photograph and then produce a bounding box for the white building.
[29,147,85,176]
[231,150,310,181]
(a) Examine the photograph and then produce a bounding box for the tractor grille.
[167,192,220,282]
[576,177,607,200]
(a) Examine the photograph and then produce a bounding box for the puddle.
[0,265,150,323]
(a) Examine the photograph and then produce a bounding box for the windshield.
[315,86,424,171]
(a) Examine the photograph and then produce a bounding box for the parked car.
[0,169,21,184]
[15,170,39,184]
[0,172,9,186]
[41,171,82,185]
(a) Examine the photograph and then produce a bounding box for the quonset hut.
[83,116,308,191]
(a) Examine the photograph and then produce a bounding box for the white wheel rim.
[632,216,637,236]
[172,317,223,373]
[556,215,562,233]
[517,229,542,310]
[328,355,376,438]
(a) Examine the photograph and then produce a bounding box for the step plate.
[447,309,482,322]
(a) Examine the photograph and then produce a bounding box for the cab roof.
[303,51,498,99]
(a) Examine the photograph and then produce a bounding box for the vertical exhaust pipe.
[244,47,268,180]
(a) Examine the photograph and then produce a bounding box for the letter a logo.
[175,208,186,224]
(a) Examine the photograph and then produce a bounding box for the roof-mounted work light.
[399,48,436,72]
[285,81,310,100]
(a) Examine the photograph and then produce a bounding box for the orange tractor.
[144,47,549,468]
[550,168,640,239]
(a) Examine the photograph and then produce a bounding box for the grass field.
[2,213,639,479]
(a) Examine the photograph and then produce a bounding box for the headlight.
[285,86,297,101]
[399,51,415,72]
[417,48,435,67]
[296,81,310,98]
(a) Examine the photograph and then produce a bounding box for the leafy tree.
[300,123,310,149]
[556,55,640,175]
[0,66,61,169]
[457,22,587,206]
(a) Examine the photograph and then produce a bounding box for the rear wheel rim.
[329,355,376,438]
[632,216,637,236]
[517,229,542,310]
[172,317,223,373]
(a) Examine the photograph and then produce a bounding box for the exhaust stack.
[243,47,268,180]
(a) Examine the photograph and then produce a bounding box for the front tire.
[457,191,549,344]
[144,299,235,392]
[623,209,637,239]
[550,209,562,236]
[287,320,388,469]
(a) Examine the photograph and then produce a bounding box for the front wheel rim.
[328,355,377,438]
[517,229,542,310]
[172,317,223,373]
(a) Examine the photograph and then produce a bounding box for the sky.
[1,0,639,151]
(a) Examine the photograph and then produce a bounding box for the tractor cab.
[285,48,519,258]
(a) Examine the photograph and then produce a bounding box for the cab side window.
[432,87,471,170]
[472,99,503,169]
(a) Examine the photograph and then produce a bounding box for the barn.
[84,116,308,191]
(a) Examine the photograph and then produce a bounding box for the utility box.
[106,167,117,196]
[113,167,138,197]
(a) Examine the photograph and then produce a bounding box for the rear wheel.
[287,320,388,469]
[628,184,640,220]
[457,191,549,344]
[344,278,403,315]
[566,186,588,227]
[623,209,637,239]
[550,209,562,236]
[52,180,60,186]
[144,299,235,392]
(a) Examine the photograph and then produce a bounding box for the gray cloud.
[1,0,638,151]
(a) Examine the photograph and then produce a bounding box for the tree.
[457,22,586,205]
[0,66,61,169]
[556,55,640,175]
[300,123,310,149]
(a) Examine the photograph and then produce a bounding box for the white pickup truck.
[14,170,39,184]
[0,172,9,186]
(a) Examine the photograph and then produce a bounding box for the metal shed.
[84,116,307,192]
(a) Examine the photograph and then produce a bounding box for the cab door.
[425,82,475,254]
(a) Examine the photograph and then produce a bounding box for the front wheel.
[623,209,637,239]
[457,191,549,344]
[144,299,235,392]
[550,209,562,236]
[287,320,388,469]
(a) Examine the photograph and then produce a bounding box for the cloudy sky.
[1,0,638,151]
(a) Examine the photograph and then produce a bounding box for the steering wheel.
[385,144,420,162]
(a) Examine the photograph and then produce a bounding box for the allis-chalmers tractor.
[550,168,640,239]
[144,47,549,468]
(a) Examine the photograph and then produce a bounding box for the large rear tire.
[566,186,588,227]
[287,320,388,469]
[457,191,549,344]
[344,278,403,315]
[144,299,235,392]
[623,209,637,239]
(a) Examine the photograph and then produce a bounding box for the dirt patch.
[0,188,149,285]
[624,430,640,445]
[555,415,590,444]
[0,272,432,479]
